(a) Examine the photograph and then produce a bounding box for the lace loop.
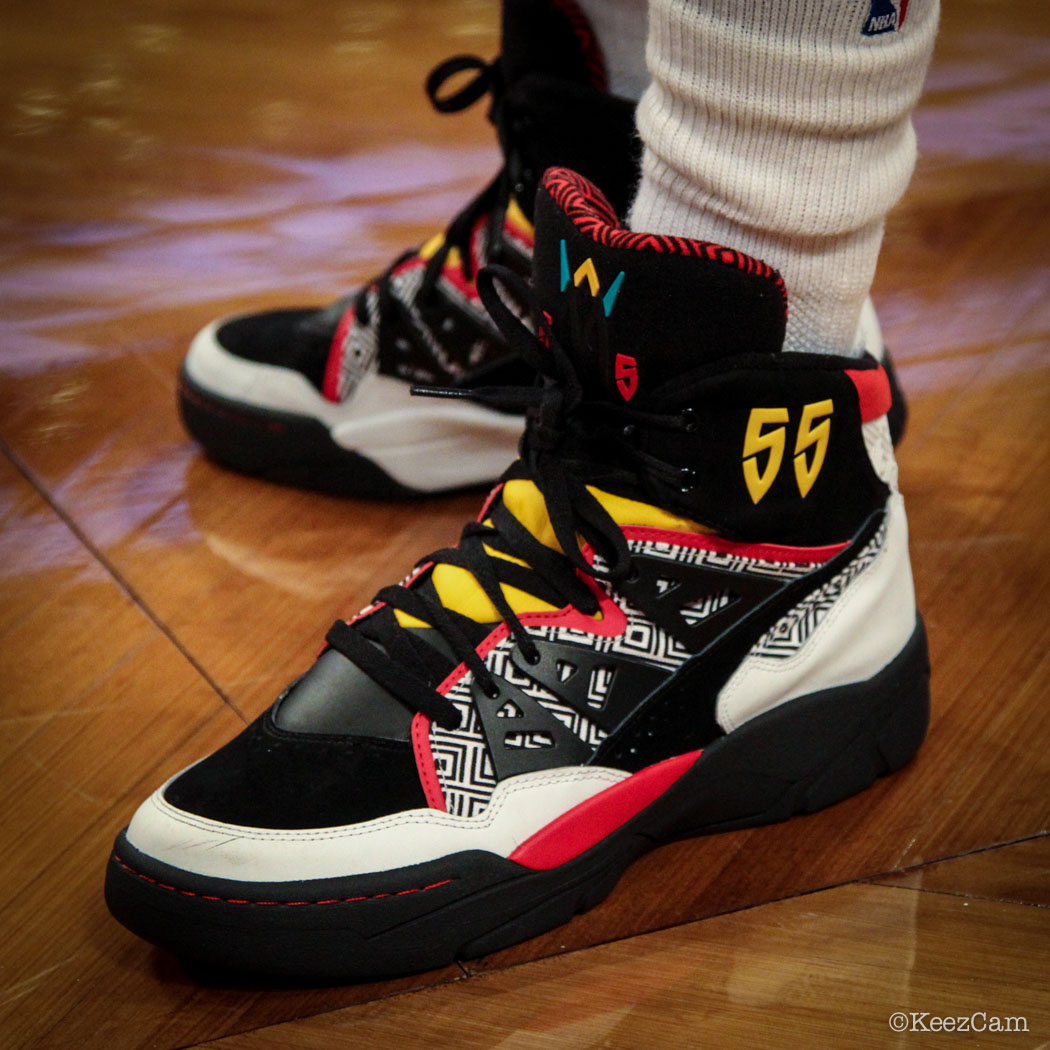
[425,55,499,114]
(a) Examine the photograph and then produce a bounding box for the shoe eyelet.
[622,424,636,441]
[680,408,698,433]
[679,468,697,493]
[521,647,541,666]
[482,682,500,700]
[625,565,640,584]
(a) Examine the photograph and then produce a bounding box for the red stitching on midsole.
[113,854,454,907]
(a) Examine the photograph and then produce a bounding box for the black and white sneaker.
[108,168,929,980]
[178,0,911,498]
[178,0,641,497]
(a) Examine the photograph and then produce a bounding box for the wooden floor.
[2,2,1049,1047]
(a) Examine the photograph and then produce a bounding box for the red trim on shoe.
[434,576,629,702]
[476,482,505,522]
[542,168,788,312]
[509,750,702,870]
[621,526,847,564]
[846,364,893,423]
[323,306,355,402]
[521,571,629,636]
[112,853,454,906]
[391,255,425,280]
[439,260,479,302]
[413,712,447,811]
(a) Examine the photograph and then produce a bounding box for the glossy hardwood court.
[2,2,1048,1047]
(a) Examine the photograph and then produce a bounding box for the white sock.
[575,0,650,101]
[629,0,939,356]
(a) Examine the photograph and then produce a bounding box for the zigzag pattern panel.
[750,523,887,660]
[334,210,526,400]
[429,531,835,816]
[680,590,733,626]
[488,646,607,748]
[430,692,497,818]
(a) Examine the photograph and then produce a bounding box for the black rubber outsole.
[105,618,929,982]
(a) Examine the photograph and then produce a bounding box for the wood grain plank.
[874,835,1050,908]
[1,0,1049,1045]
[0,0,501,720]
[187,884,1050,1050]
[0,455,461,1050]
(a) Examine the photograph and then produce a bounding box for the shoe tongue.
[410,478,710,630]
[532,169,788,408]
[499,0,607,90]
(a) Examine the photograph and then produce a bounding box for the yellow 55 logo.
[742,399,834,504]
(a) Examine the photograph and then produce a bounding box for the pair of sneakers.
[105,2,928,982]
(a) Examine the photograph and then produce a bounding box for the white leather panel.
[716,494,916,733]
[125,765,627,883]
[185,321,346,422]
[184,320,523,490]
[327,369,523,490]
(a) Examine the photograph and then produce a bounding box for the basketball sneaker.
[109,167,928,978]
[178,0,642,496]
[179,0,908,498]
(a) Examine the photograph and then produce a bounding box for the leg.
[631,0,939,355]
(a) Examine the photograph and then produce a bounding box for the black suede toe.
[163,712,427,829]
[216,309,335,392]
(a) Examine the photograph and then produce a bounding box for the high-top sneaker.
[179,1,908,498]
[107,169,928,980]
[179,0,641,496]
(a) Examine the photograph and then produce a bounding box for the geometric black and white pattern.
[429,531,831,817]
[333,219,531,400]
[680,590,733,627]
[629,535,814,580]
[429,696,497,819]
[749,522,886,660]
[488,644,607,748]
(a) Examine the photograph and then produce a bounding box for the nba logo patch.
[862,0,909,35]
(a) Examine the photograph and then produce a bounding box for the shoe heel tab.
[846,359,893,423]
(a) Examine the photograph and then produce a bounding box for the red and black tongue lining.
[532,168,788,409]
[499,0,608,92]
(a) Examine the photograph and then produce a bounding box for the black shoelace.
[335,55,531,374]
[325,265,701,730]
